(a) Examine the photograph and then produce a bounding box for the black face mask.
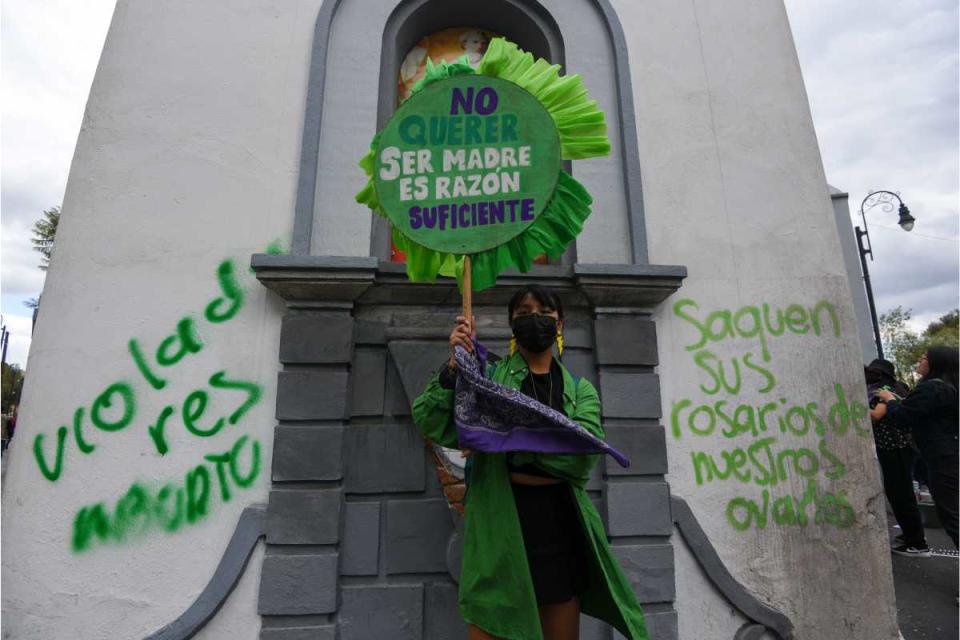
[512,314,558,354]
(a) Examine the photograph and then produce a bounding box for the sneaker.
[892,543,932,557]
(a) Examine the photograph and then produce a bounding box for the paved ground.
[890,512,958,640]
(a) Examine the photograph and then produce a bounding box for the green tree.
[31,206,60,271]
[879,306,920,381]
[907,309,960,372]
[1,362,24,413]
[922,309,959,343]
[880,307,960,386]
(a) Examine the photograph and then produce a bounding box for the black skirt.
[510,481,589,606]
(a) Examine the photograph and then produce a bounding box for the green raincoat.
[412,352,649,640]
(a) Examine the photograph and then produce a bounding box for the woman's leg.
[538,598,580,640]
[878,448,927,546]
[468,624,503,640]
[926,454,959,548]
[913,454,929,490]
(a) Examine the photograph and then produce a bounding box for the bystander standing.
[865,359,929,556]
[871,346,959,549]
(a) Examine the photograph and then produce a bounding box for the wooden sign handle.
[462,255,473,325]
[459,255,475,460]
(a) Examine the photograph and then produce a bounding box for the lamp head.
[897,204,915,231]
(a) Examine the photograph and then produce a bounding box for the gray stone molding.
[257,300,356,637]
[252,255,686,309]
[260,627,336,640]
[251,255,378,305]
[591,0,649,264]
[574,264,690,308]
[143,505,267,640]
[341,502,382,575]
[736,623,777,640]
[291,0,339,255]
[339,585,424,640]
[671,496,795,640]
[258,553,339,615]
[266,489,343,544]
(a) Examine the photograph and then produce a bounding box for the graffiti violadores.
[32,259,258,482]
[26,246,284,553]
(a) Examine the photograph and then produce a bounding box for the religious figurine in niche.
[459,29,488,65]
[397,27,495,101]
[399,45,428,88]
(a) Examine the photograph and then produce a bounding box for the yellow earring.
[509,336,517,356]
[557,331,564,357]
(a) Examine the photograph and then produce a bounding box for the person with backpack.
[865,359,930,556]
[871,346,959,548]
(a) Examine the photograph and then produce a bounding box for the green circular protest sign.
[374,75,561,255]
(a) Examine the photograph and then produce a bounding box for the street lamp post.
[0,317,8,368]
[856,190,916,360]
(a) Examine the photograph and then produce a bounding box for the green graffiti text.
[672,297,870,533]
[33,258,249,482]
[673,298,841,362]
[724,478,856,531]
[690,436,846,487]
[671,384,870,441]
[71,434,261,553]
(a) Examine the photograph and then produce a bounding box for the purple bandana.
[453,342,630,468]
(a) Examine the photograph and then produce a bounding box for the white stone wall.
[1,1,899,639]
[0,1,322,638]
[614,0,898,638]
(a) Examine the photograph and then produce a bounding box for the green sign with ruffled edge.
[357,38,612,292]
[374,75,561,255]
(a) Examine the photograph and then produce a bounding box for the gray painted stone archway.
[252,258,686,639]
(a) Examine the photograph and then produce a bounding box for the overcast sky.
[1,0,957,368]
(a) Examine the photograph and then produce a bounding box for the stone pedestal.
[253,255,685,640]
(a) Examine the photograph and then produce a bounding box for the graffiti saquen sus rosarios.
[671,298,869,532]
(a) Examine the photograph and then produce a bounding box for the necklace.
[529,369,553,409]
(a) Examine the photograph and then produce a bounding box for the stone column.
[576,265,683,640]
[255,257,378,640]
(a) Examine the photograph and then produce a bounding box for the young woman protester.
[412,285,649,640]
[871,346,959,549]
[864,359,930,556]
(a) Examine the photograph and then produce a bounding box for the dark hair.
[865,358,898,386]
[923,346,959,388]
[507,285,564,321]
